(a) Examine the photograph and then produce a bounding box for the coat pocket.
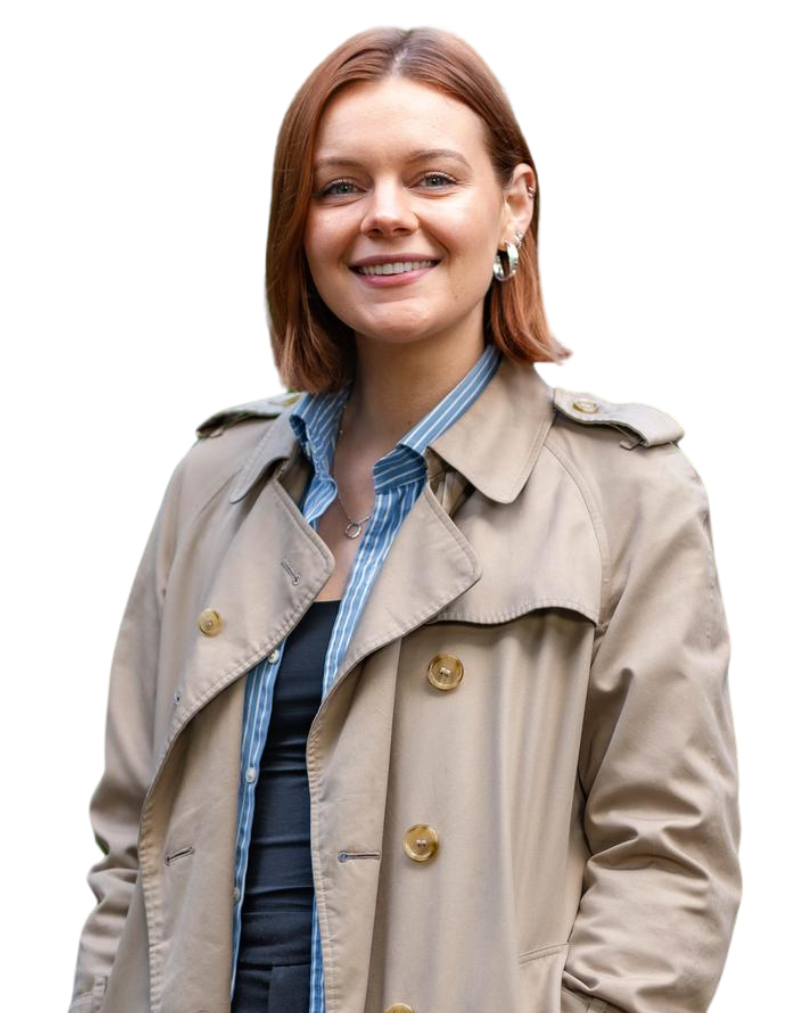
[518,942,569,1013]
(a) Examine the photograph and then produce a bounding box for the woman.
[67,26,741,1013]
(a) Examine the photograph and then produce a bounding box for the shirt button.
[246,767,258,784]
[269,648,280,663]
[403,824,439,863]
[197,608,223,636]
[427,653,464,691]
[233,886,241,903]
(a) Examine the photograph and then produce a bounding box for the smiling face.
[304,76,523,358]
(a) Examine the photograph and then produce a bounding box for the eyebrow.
[313,148,474,173]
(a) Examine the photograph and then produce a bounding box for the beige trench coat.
[67,353,742,1013]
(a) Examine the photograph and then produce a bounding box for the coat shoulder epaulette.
[195,390,304,439]
[553,387,684,448]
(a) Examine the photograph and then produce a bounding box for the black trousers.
[231,907,311,1013]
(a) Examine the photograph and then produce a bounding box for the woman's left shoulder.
[551,385,685,451]
[545,383,711,517]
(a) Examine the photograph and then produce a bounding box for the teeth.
[357,260,436,276]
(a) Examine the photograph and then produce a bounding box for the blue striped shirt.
[230,340,502,1009]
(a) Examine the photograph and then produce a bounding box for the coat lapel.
[163,352,602,764]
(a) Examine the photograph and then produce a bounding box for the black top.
[235,597,341,972]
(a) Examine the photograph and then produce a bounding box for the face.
[304,76,532,356]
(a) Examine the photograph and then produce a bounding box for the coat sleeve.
[67,451,188,1013]
[560,445,742,1013]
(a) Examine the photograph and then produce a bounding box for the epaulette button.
[572,398,599,414]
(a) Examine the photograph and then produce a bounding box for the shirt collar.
[228,346,556,506]
[288,342,502,494]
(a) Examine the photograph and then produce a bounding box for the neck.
[341,331,487,455]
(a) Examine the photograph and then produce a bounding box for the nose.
[360,180,418,237]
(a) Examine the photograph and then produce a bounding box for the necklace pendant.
[344,521,363,539]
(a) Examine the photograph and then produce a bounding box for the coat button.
[197,608,223,636]
[427,653,464,691]
[383,1005,415,1013]
[572,398,599,414]
[403,824,439,863]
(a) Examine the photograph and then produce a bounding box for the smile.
[352,263,439,287]
[356,259,439,275]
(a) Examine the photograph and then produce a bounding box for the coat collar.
[229,351,556,506]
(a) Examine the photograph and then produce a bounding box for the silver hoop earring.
[493,241,520,282]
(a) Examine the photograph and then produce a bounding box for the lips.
[348,261,437,273]
[352,263,439,287]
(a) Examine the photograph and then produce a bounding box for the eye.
[315,178,354,197]
[315,172,455,197]
[421,174,459,188]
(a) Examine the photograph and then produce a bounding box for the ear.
[499,163,536,248]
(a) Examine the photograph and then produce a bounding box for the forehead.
[312,77,490,165]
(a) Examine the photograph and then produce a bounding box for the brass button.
[403,824,439,863]
[427,653,464,691]
[572,398,599,414]
[383,1006,415,1013]
[197,608,223,636]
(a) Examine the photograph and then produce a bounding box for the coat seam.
[542,438,611,626]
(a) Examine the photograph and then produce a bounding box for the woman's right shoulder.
[161,390,305,530]
[193,390,304,440]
